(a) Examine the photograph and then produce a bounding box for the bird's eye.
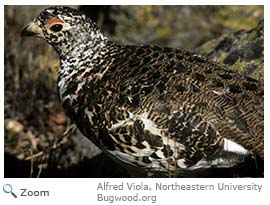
[50,24,63,32]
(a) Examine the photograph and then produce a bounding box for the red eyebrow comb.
[47,18,64,25]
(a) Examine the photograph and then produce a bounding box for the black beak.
[21,25,34,37]
[21,22,44,38]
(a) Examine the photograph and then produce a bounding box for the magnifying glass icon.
[3,184,17,198]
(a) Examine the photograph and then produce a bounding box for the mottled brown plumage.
[21,6,263,176]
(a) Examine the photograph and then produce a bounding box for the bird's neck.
[58,31,110,75]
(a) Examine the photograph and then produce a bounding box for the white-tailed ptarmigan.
[21,6,263,176]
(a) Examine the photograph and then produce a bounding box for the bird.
[21,6,263,177]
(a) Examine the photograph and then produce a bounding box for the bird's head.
[21,6,106,55]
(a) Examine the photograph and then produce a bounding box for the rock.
[196,20,263,80]
[5,119,24,133]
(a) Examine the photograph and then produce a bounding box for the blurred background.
[4,5,264,177]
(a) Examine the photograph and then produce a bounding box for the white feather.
[212,90,223,95]
[223,138,248,155]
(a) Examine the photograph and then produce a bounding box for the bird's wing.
[102,45,264,166]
